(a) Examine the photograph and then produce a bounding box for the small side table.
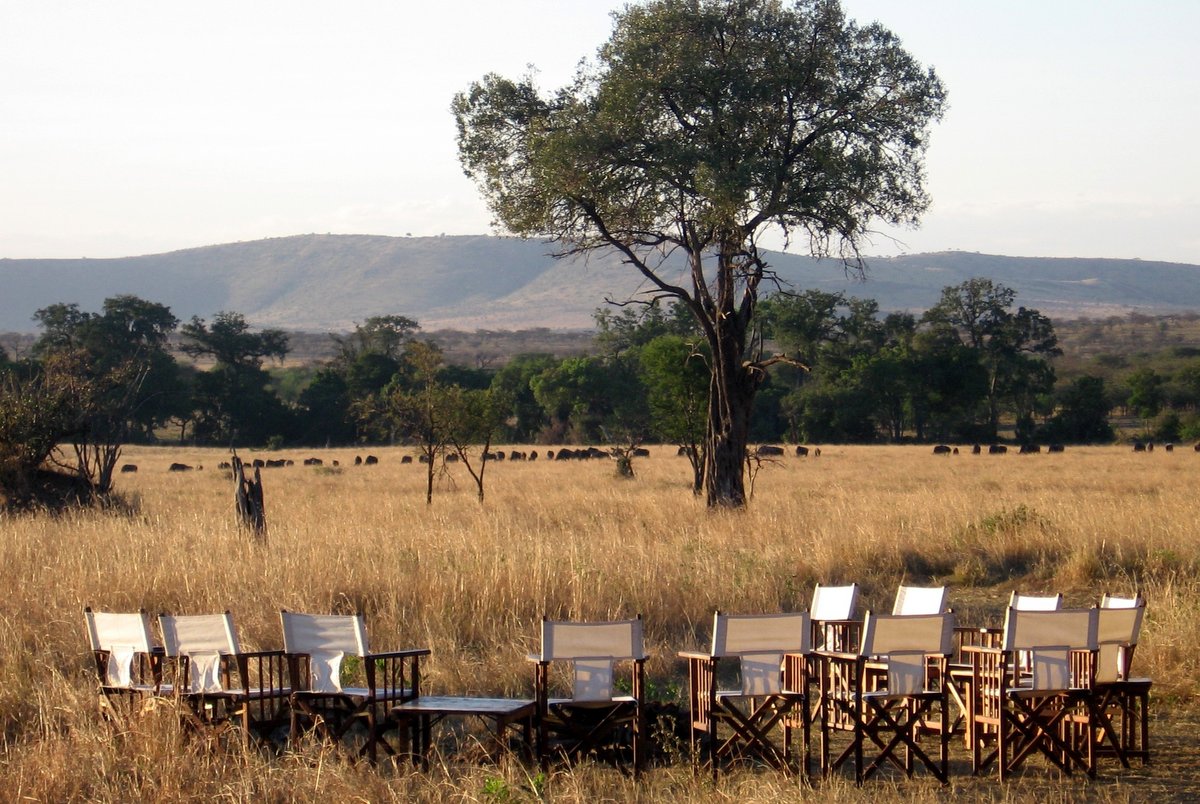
[390,696,537,766]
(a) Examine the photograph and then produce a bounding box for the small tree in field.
[455,0,945,507]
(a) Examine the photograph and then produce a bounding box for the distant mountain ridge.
[2,234,1198,333]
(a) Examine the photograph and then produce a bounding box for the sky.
[2,0,1198,264]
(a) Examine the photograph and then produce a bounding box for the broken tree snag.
[232,454,267,540]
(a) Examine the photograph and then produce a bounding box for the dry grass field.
[1,444,1198,801]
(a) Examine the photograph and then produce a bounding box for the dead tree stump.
[232,454,266,541]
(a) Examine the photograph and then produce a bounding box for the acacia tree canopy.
[455,0,945,506]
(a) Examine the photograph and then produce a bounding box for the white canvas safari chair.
[280,610,429,763]
[1010,591,1063,611]
[893,585,948,615]
[158,611,289,746]
[966,606,1100,780]
[816,611,955,785]
[811,583,860,652]
[84,607,168,721]
[1091,594,1150,765]
[680,611,811,779]
[531,617,648,775]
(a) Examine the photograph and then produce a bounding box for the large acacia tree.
[455,0,945,506]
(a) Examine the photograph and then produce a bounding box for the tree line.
[7,276,1195,509]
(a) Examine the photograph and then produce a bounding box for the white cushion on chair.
[106,645,136,688]
[188,650,224,694]
[308,650,345,694]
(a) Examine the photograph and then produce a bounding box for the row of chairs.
[82,584,1149,784]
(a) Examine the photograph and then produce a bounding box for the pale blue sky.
[2,0,1197,263]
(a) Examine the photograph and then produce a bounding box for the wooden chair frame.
[158,611,290,748]
[680,611,811,779]
[530,616,647,776]
[281,610,429,763]
[966,607,1103,781]
[84,607,170,725]
[814,612,955,785]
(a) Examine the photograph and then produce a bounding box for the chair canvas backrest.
[711,611,810,695]
[859,612,955,695]
[811,583,859,621]
[1010,591,1063,611]
[541,618,644,703]
[159,612,240,694]
[280,611,370,694]
[84,609,155,688]
[1002,607,1098,691]
[1096,604,1146,684]
[1100,592,1143,610]
[892,585,948,615]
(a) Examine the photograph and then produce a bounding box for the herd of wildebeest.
[114,439,1199,474]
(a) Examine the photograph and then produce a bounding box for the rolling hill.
[2,234,1198,333]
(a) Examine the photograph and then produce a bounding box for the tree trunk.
[232,455,267,541]
[703,332,757,508]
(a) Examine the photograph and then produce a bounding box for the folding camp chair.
[893,585,948,615]
[281,610,429,763]
[530,617,647,775]
[966,606,1100,780]
[84,607,169,723]
[1091,594,1150,765]
[1010,591,1063,611]
[680,611,811,779]
[811,583,860,651]
[158,611,289,747]
[815,611,955,785]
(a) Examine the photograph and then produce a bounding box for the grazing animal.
[364,455,379,465]
[971,444,982,454]
[217,461,232,470]
[795,445,809,457]
[813,447,821,457]
[988,445,1008,454]
[120,464,138,473]
[445,453,459,462]
[252,459,265,468]
[303,457,323,466]
[400,455,413,464]
[509,451,526,461]
[633,447,650,457]
[529,451,538,461]
[932,444,951,455]
[546,450,555,460]
[265,459,287,468]
[1132,441,1146,453]
[952,447,959,455]
[332,460,339,467]
[354,455,363,465]
[168,463,193,472]
[1047,444,1065,453]
[1018,444,1041,454]
[755,444,785,457]
[1165,443,1174,452]
[677,445,689,456]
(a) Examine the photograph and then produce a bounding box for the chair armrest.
[526,653,544,663]
[677,650,713,661]
[960,645,1003,656]
[812,650,860,662]
[365,648,432,661]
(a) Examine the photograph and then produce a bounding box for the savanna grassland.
[1,445,1198,802]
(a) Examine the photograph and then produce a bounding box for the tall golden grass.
[1,444,1198,801]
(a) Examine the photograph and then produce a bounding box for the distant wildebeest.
[971,444,982,455]
[419,454,430,464]
[585,447,609,459]
[677,445,689,456]
[1194,442,1200,452]
[253,459,265,468]
[1147,441,1155,452]
[756,444,785,457]
[529,451,538,461]
[1019,444,1041,454]
[400,455,413,464]
[932,444,951,455]
[120,464,138,473]
[168,463,193,472]
[1047,444,1065,453]
[265,459,287,468]
[332,460,339,467]
[795,445,809,457]
[1132,441,1146,453]
[555,449,576,461]
[813,447,821,457]
[633,447,650,457]
[1165,443,1174,452]
[988,445,1008,454]
[354,455,363,465]
[217,461,232,470]
[495,451,505,460]
[364,455,379,465]
[303,457,323,466]
[445,453,459,462]
[509,451,526,461]
[952,447,959,455]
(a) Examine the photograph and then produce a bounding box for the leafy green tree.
[455,0,945,507]
[333,315,420,366]
[922,279,1059,439]
[1126,367,1165,420]
[1042,375,1113,443]
[640,335,710,493]
[490,354,560,442]
[32,296,184,491]
[180,312,291,445]
[594,301,698,358]
[445,386,513,503]
[531,356,647,444]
